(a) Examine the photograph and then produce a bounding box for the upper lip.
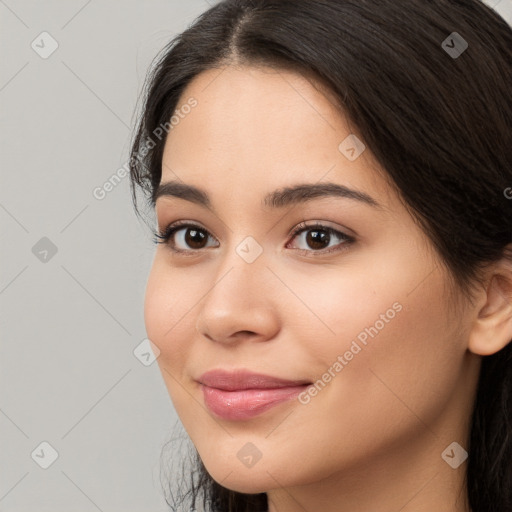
[198,369,312,391]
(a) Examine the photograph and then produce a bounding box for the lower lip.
[201,384,310,420]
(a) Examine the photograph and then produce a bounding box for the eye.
[153,221,218,253]
[154,220,355,256]
[286,221,355,255]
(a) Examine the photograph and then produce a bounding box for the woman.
[129,1,512,511]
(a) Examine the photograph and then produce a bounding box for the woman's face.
[144,65,478,497]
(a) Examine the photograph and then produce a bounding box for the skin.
[144,64,512,512]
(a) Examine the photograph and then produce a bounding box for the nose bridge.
[195,233,279,342]
[208,233,270,308]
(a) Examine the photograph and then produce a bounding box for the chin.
[210,472,272,495]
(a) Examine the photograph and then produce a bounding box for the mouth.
[197,369,313,421]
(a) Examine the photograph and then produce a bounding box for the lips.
[198,369,312,391]
[197,369,312,420]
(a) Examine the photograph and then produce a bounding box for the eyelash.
[152,220,355,257]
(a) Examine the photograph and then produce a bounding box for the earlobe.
[468,272,512,356]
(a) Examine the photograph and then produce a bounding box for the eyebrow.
[154,180,382,210]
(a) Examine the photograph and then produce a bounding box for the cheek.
[287,249,461,431]
[296,269,462,450]
[144,263,202,424]
[143,260,193,369]
[144,266,170,349]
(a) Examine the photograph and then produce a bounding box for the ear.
[468,254,512,356]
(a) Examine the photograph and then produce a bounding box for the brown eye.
[182,227,208,249]
[288,222,355,255]
[304,229,331,250]
[154,223,218,252]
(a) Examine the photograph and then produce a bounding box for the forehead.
[160,64,394,210]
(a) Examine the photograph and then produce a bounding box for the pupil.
[307,229,329,250]
[186,228,207,249]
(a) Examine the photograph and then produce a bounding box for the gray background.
[1,1,511,511]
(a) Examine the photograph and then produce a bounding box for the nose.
[194,248,281,345]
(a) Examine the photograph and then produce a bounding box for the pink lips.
[198,369,312,421]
